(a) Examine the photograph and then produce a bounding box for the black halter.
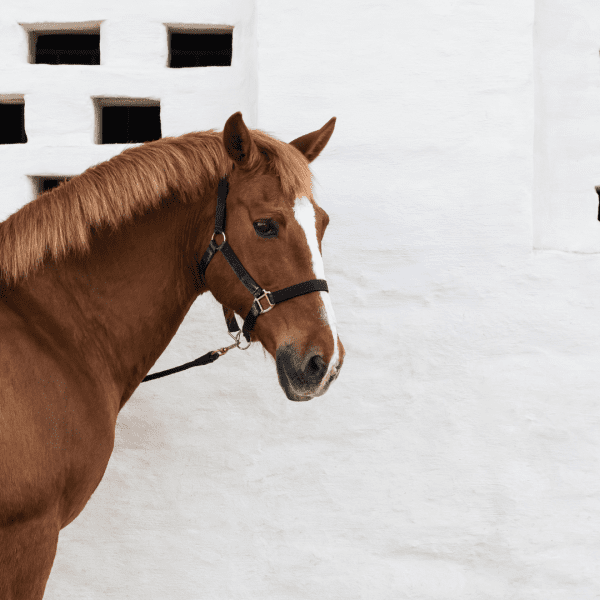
[142,175,328,382]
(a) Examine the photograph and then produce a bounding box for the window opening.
[166,25,233,68]
[35,34,100,65]
[21,22,102,65]
[30,176,72,196]
[94,98,161,144]
[0,96,27,144]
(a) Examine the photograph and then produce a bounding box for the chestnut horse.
[0,112,344,599]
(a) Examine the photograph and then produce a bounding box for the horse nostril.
[306,355,327,383]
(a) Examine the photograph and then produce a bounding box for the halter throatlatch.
[142,175,329,382]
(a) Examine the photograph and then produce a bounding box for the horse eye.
[253,219,279,238]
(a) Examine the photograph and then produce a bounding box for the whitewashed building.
[2,0,600,598]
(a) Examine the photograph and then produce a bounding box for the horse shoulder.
[0,300,118,528]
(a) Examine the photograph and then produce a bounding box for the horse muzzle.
[276,343,343,402]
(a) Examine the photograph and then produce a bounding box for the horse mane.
[0,128,312,284]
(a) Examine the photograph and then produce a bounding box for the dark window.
[100,105,162,144]
[41,178,69,192]
[169,32,232,68]
[30,176,71,196]
[0,103,27,144]
[35,33,100,65]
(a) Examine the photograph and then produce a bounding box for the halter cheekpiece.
[142,175,328,382]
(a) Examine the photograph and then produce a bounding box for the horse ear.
[223,112,258,168]
[289,117,336,163]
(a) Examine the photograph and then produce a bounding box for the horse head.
[202,112,344,401]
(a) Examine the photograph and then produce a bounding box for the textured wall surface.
[2,0,600,598]
[534,0,600,251]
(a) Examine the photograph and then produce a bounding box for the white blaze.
[293,195,339,380]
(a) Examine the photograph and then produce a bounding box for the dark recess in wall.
[0,103,27,144]
[41,178,69,192]
[101,106,162,144]
[169,32,232,67]
[30,176,72,196]
[35,33,100,65]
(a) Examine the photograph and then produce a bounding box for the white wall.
[3,0,600,598]
[0,0,257,219]
[534,0,600,251]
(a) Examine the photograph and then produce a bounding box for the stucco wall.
[2,0,600,598]
[534,0,600,251]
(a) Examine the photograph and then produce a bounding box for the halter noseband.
[142,175,328,382]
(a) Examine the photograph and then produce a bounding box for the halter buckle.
[255,291,275,315]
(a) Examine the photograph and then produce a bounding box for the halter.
[142,175,328,382]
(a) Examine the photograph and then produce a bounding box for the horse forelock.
[0,128,311,284]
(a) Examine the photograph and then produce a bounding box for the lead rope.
[142,328,250,382]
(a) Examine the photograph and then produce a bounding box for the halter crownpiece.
[142,175,329,382]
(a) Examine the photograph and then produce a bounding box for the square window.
[35,33,100,65]
[0,98,27,144]
[30,176,71,196]
[167,27,233,68]
[94,99,161,144]
[21,22,102,65]
[41,177,69,192]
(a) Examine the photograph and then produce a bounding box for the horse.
[0,112,344,599]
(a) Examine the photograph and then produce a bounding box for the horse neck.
[12,190,215,410]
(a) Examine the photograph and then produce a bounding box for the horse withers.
[0,113,344,599]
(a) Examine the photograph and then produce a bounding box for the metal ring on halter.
[211,231,227,249]
[237,337,252,350]
[228,329,252,351]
